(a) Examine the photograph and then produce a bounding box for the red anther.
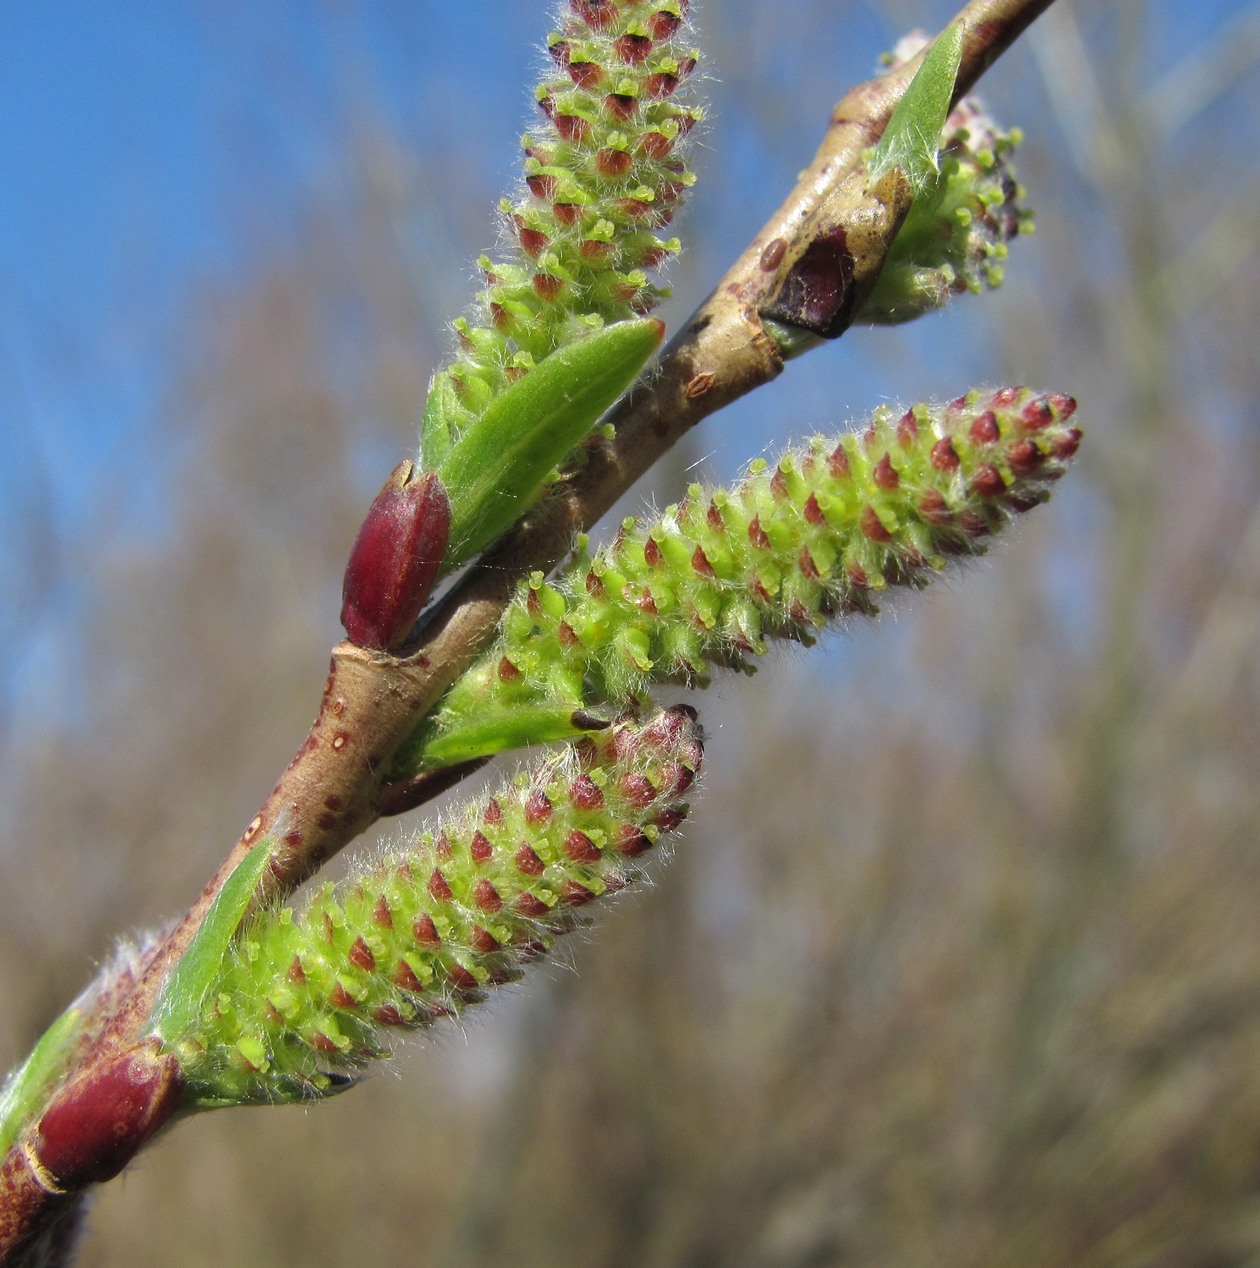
[372,895,394,930]
[473,879,503,913]
[312,1033,340,1055]
[828,443,851,479]
[604,93,639,121]
[533,273,565,301]
[569,61,604,89]
[394,960,425,991]
[557,620,580,648]
[288,957,307,985]
[634,586,658,615]
[847,562,870,590]
[804,493,826,525]
[770,466,790,499]
[918,488,952,525]
[549,39,571,67]
[707,501,725,532]
[659,760,696,796]
[565,829,602,863]
[1054,428,1083,459]
[434,831,453,859]
[1007,439,1043,475]
[692,545,715,577]
[447,964,481,993]
[34,1044,184,1189]
[348,937,376,972]
[749,576,772,604]
[649,10,683,38]
[585,569,605,597]
[615,825,652,856]
[1021,396,1055,429]
[525,790,553,826]
[896,410,919,447]
[470,832,493,864]
[798,547,820,580]
[644,536,664,566]
[991,386,1021,408]
[374,1003,406,1026]
[569,773,605,811]
[562,880,597,906]
[536,91,556,120]
[949,393,969,412]
[340,464,452,651]
[617,197,655,219]
[748,516,770,549]
[517,892,551,918]
[596,147,633,177]
[1047,393,1077,419]
[931,437,961,470]
[653,807,685,832]
[861,506,892,542]
[483,798,504,827]
[554,113,589,144]
[960,510,991,536]
[618,771,658,807]
[428,869,453,901]
[572,0,616,30]
[470,926,501,954]
[580,238,614,260]
[526,173,557,200]
[329,983,357,1010]
[640,131,674,159]
[873,454,900,489]
[489,302,512,333]
[515,842,546,876]
[498,656,522,681]
[554,202,581,225]
[413,914,440,946]
[971,463,1006,498]
[615,33,653,62]
[970,411,1000,445]
[644,71,679,97]
[518,225,548,256]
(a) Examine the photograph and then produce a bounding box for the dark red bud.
[35,1044,184,1189]
[341,463,451,651]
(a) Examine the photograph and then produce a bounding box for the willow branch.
[0,1,1056,1260]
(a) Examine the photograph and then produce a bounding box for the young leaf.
[0,1003,86,1157]
[868,23,964,193]
[437,316,663,568]
[149,840,275,1046]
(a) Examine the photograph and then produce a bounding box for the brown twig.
[0,1,1056,1259]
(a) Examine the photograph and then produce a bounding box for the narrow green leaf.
[437,317,664,568]
[868,23,964,193]
[418,705,604,769]
[0,1004,85,1156]
[149,840,274,1046]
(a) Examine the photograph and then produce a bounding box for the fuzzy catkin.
[174,707,703,1107]
[428,1,702,446]
[405,388,1081,770]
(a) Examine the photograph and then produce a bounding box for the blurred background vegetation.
[3,0,1260,1263]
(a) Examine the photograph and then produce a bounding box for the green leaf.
[0,1003,86,1156]
[868,23,964,193]
[149,840,274,1046]
[437,317,664,568]
[416,704,604,769]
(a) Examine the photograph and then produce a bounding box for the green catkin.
[403,387,1081,771]
[173,707,703,1107]
[426,0,702,457]
[860,32,1033,324]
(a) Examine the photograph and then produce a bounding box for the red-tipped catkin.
[176,707,702,1107]
[433,0,701,446]
[405,389,1081,768]
[340,463,451,651]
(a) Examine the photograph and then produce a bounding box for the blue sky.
[1,0,1255,729]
